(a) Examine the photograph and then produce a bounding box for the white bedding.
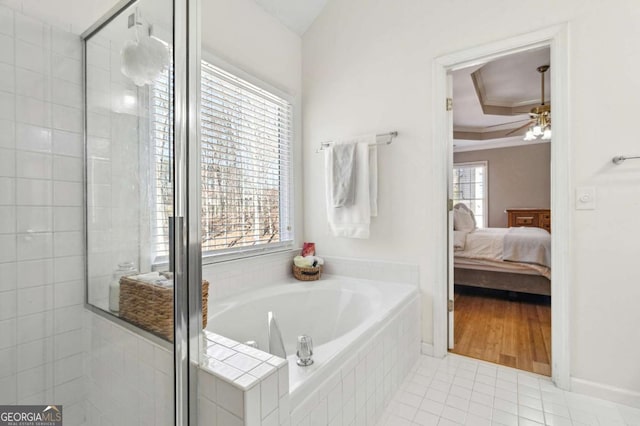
[454,227,551,279]
[453,230,468,251]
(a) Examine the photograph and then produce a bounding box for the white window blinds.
[151,60,294,260]
[151,64,173,259]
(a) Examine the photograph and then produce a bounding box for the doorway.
[448,48,553,375]
[432,25,571,389]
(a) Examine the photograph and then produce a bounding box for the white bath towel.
[369,144,378,217]
[325,135,376,238]
[330,142,356,207]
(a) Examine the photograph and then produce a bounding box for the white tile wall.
[202,249,299,302]
[85,23,144,310]
[0,5,85,423]
[83,311,175,426]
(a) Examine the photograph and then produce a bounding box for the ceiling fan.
[505,65,551,140]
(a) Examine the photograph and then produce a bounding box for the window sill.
[151,242,296,270]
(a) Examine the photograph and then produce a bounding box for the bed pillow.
[453,204,476,231]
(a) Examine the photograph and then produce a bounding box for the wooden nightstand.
[506,208,551,233]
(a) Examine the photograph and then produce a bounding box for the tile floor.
[378,353,640,426]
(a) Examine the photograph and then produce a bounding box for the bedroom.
[450,47,553,375]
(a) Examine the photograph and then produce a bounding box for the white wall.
[202,0,301,97]
[200,0,304,279]
[0,5,85,423]
[302,0,640,396]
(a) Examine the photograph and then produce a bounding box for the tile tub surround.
[320,256,420,286]
[378,353,640,426]
[199,287,420,426]
[202,250,420,309]
[199,330,290,426]
[289,294,421,426]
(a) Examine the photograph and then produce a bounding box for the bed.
[453,204,551,296]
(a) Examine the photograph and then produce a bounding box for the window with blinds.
[151,60,294,261]
[453,161,488,228]
[151,63,174,260]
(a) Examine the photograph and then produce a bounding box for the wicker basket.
[292,264,322,281]
[119,275,209,342]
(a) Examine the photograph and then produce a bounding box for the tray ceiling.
[452,47,551,150]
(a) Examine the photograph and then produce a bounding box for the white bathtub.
[206,276,418,408]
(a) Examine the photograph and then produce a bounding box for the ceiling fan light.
[532,125,543,136]
[524,130,535,141]
[542,128,552,140]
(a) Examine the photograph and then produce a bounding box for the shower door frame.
[81,0,203,423]
[173,0,202,423]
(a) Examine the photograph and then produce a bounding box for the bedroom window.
[151,59,294,263]
[453,161,487,227]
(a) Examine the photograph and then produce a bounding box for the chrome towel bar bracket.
[612,155,640,165]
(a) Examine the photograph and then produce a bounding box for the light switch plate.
[576,186,596,210]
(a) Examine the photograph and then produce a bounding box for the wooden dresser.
[506,208,551,233]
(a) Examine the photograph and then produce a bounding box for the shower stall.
[82,0,203,423]
[0,0,203,423]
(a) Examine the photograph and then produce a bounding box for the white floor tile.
[467,402,492,420]
[380,354,640,426]
[414,410,439,426]
[518,418,543,426]
[493,398,517,415]
[420,398,444,416]
[491,409,517,426]
[398,390,423,408]
[518,405,544,423]
[426,389,448,404]
[464,413,491,426]
[520,395,543,411]
[544,413,573,426]
[495,388,518,404]
[441,406,467,424]
[543,402,570,418]
[405,382,429,397]
[396,402,417,420]
[438,418,463,426]
[470,391,493,407]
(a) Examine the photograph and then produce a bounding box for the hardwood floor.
[449,285,552,376]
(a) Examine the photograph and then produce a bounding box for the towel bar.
[316,131,398,153]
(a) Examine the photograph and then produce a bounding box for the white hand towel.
[325,135,376,238]
[330,142,356,207]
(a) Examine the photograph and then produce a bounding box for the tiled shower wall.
[0,4,85,424]
[85,19,144,310]
[83,312,174,425]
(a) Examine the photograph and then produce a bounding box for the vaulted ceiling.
[252,0,327,35]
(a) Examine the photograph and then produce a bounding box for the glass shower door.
[83,0,201,423]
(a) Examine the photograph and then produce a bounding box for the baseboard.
[421,342,434,356]
[571,377,640,409]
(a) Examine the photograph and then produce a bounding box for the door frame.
[431,24,571,389]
